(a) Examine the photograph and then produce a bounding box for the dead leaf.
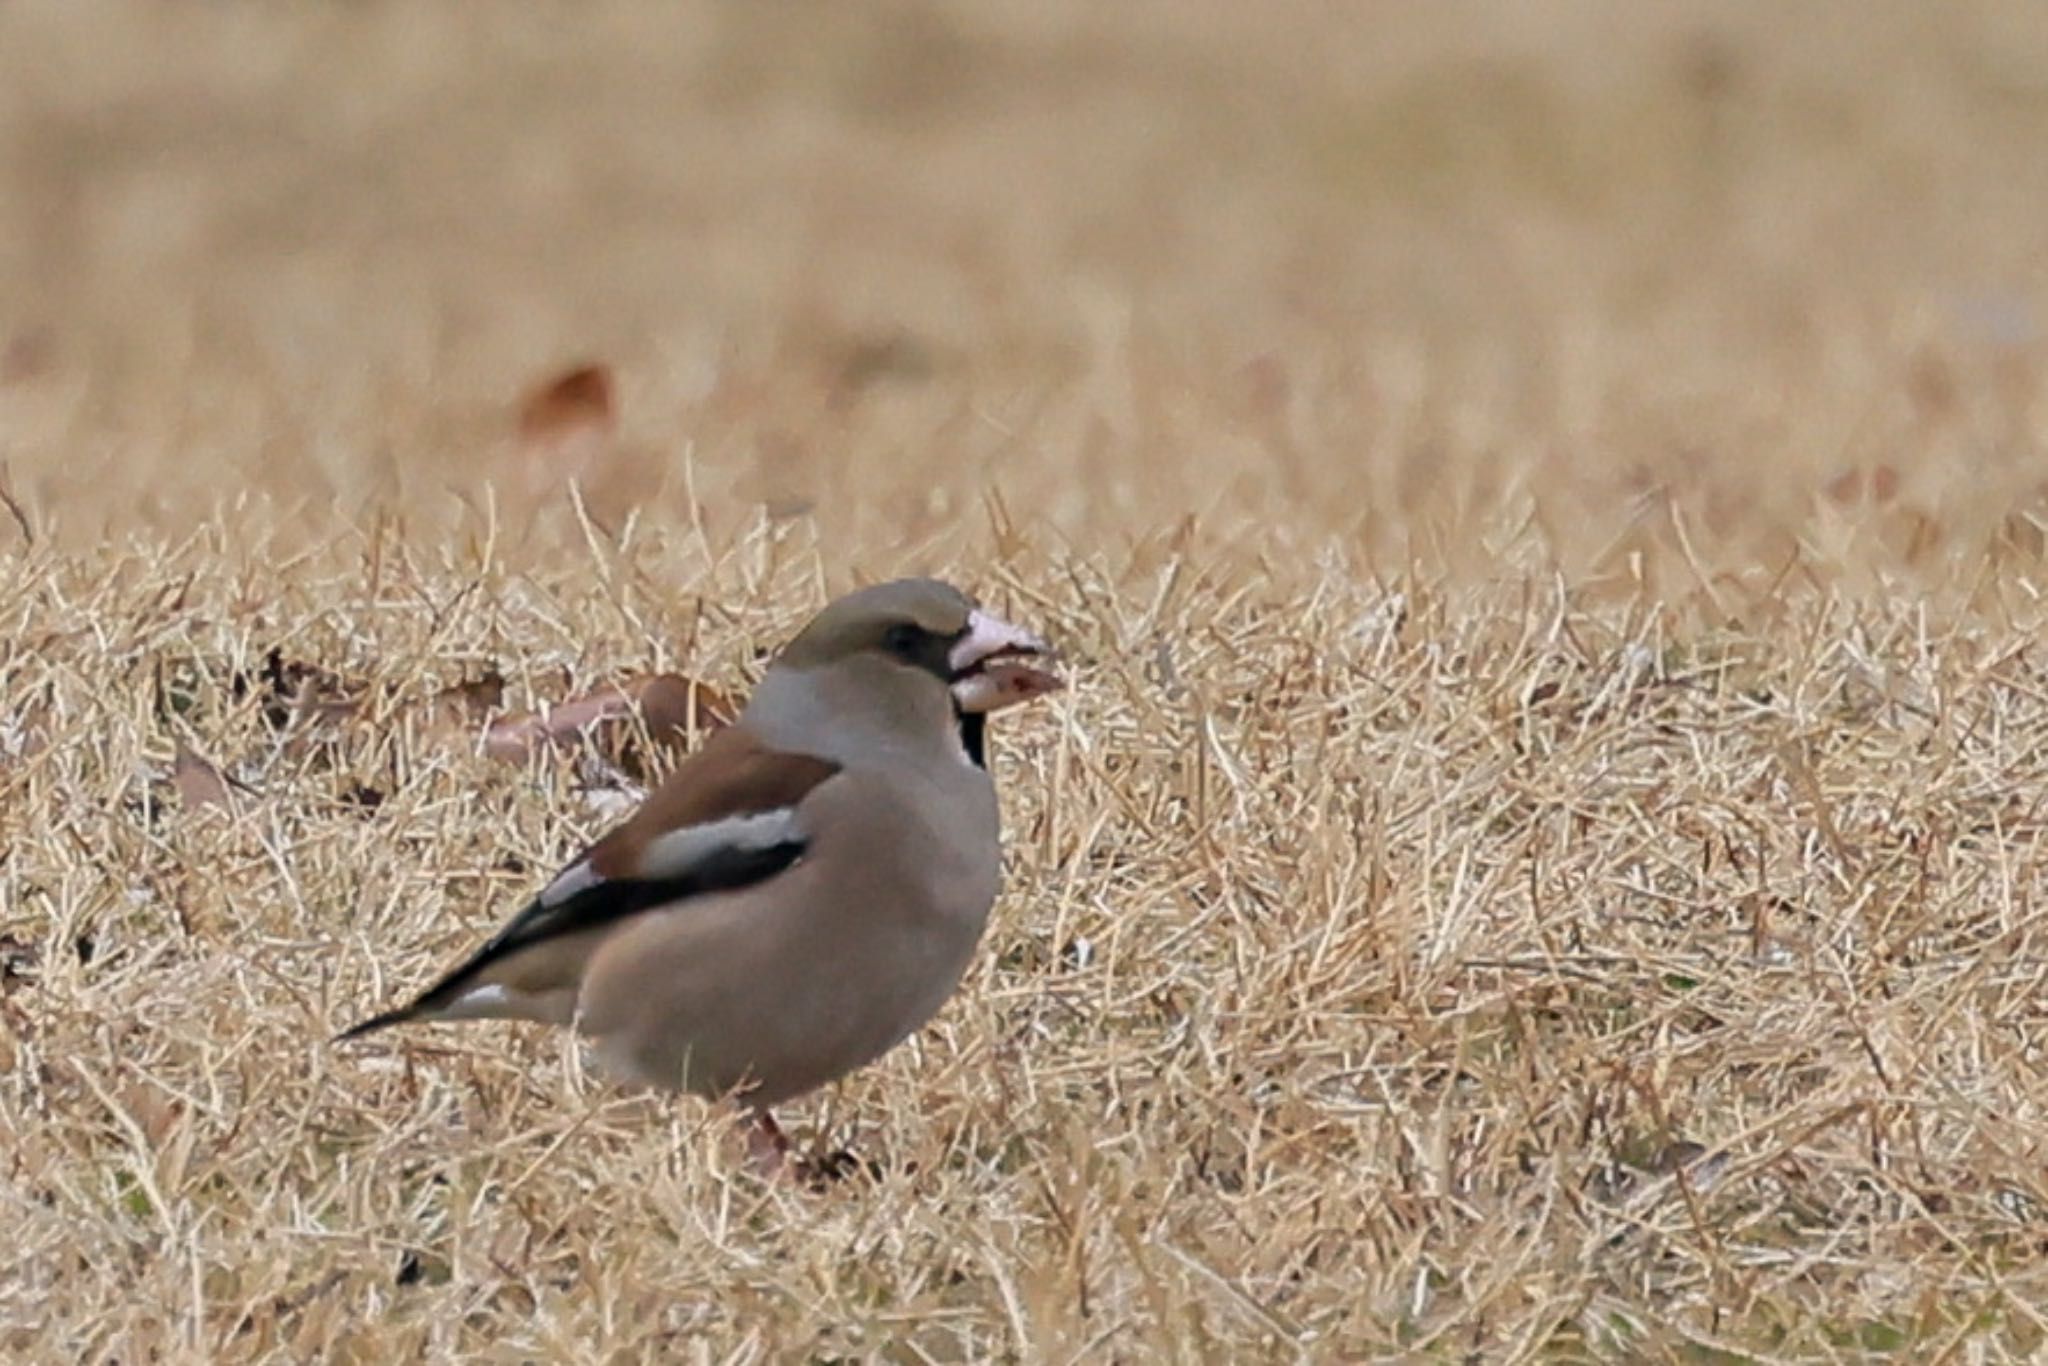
[425,670,507,727]
[634,673,737,736]
[514,362,623,508]
[482,673,734,770]
[172,746,236,813]
[517,363,616,445]
[247,649,363,732]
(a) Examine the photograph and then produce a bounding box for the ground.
[3,2,2048,1359]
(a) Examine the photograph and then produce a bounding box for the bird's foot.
[742,1111,883,1187]
[745,1109,793,1178]
[795,1148,879,1188]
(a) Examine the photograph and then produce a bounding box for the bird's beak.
[949,609,1064,714]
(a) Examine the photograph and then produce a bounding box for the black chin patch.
[956,708,987,769]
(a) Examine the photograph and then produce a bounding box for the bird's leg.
[745,1107,792,1177]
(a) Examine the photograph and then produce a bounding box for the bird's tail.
[332,1004,422,1043]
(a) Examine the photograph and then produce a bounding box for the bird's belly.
[727,913,987,1106]
[583,898,991,1107]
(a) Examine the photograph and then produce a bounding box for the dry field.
[5,2,2048,1360]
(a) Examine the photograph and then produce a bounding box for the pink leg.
[745,1108,791,1177]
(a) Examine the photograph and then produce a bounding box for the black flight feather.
[336,836,807,1041]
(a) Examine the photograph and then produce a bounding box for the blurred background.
[1,0,2045,582]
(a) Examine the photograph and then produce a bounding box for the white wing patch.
[440,982,574,1026]
[538,859,604,908]
[637,808,803,881]
[440,984,516,1018]
[537,807,804,910]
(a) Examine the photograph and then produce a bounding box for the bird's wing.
[339,725,841,1037]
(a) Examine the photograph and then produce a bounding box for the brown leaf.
[172,746,236,813]
[252,649,363,733]
[634,673,738,736]
[517,363,616,445]
[513,363,624,509]
[481,695,627,763]
[427,670,507,725]
[481,673,734,769]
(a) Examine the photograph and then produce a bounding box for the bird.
[339,577,1063,1173]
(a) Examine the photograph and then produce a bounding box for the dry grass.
[5,1,2048,1359]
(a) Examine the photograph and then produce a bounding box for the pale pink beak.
[949,609,1063,714]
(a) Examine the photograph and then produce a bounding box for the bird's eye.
[884,623,924,657]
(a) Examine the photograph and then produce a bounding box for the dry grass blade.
[0,700,50,768]
[0,461,32,543]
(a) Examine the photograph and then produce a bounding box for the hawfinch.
[341,578,1062,1171]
